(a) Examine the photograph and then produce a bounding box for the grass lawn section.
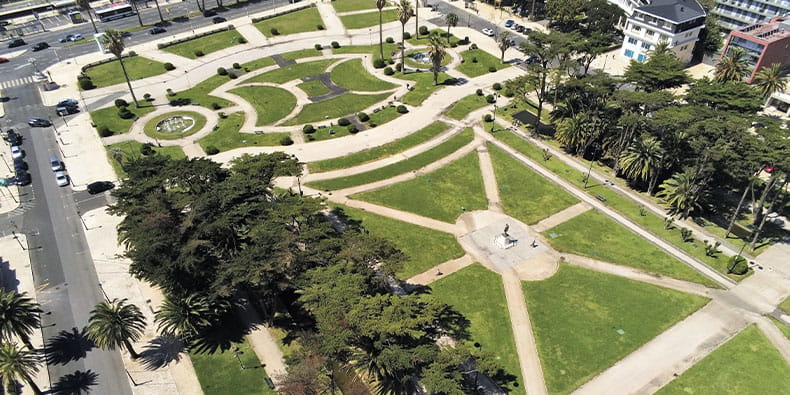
[308,121,448,173]
[305,126,351,142]
[781,297,790,314]
[332,0,382,12]
[198,112,288,152]
[297,80,330,97]
[772,317,790,341]
[143,111,207,140]
[163,29,245,59]
[105,141,185,178]
[523,264,709,394]
[255,7,324,37]
[229,86,296,126]
[457,49,510,78]
[366,106,402,126]
[404,48,453,69]
[280,48,323,61]
[309,127,472,190]
[395,71,452,106]
[333,43,399,66]
[169,74,235,109]
[84,56,167,88]
[355,151,487,223]
[407,29,463,46]
[191,339,276,395]
[90,105,155,135]
[332,204,464,279]
[284,92,390,125]
[241,56,277,71]
[243,59,336,84]
[446,94,490,120]
[489,144,578,224]
[427,264,524,393]
[340,9,397,29]
[330,58,398,91]
[656,325,790,395]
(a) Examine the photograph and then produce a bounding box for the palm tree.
[648,41,672,57]
[154,294,212,340]
[414,0,419,38]
[0,289,42,351]
[715,47,750,82]
[376,0,387,60]
[753,63,787,99]
[445,13,458,39]
[426,34,446,85]
[396,0,413,72]
[87,298,147,359]
[657,170,700,219]
[497,31,512,63]
[76,0,98,34]
[102,29,139,108]
[0,343,42,395]
[619,135,665,194]
[555,115,585,154]
[153,0,165,24]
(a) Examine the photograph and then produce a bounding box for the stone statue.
[503,224,510,237]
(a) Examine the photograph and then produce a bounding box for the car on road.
[13,171,31,186]
[481,28,495,37]
[149,26,167,35]
[504,20,514,28]
[0,57,8,63]
[4,130,21,145]
[56,105,79,116]
[511,23,521,30]
[212,16,227,24]
[69,34,83,41]
[524,56,539,65]
[57,98,79,108]
[49,156,62,172]
[87,181,115,194]
[13,158,27,172]
[55,171,69,187]
[8,38,25,48]
[28,118,51,127]
[203,9,218,17]
[32,42,49,51]
[10,145,23,159]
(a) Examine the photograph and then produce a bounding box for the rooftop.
[635,0,706,23]
[736,17,790,43]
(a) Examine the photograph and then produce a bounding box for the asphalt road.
[429,0,532,50]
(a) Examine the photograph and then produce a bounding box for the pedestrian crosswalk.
[0,76,36,89]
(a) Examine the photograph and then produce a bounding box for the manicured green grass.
[191,339,276,395]
[332,0,383,13]
[304,125,352,142]
[243,59,336,84]
[229,86,296,126]
[446,94,491,120]
[255,7,324,37]
[283,92,390,125]
[169,74,236,109]
[657,325,790,395]
[781,297,790,314]
[543,210,717,285]
[394,71,452,106]
[330,59,398,92]
[366,106,402,126]
[309,127,473,190]
[198,112,288,152]
[457,49,510,78]
[297,80,330,97]
[105,141,186,178]
[90,105,156,136]
[144,111,207,140]
[406,29,463,46]
[163,30,245,59]
[332,43,399,66]
[772,317,790,341]
[426,264,524,394]
[308,121,449,173]
[241,56,277,71]
[83,56,167,88]
[339,9,398,29]
[280,48,323,61]
[355,151,487,223]
[404,48,453,69]
[523,264,709,394]
[332,204,465,279]
[489,144,578,224]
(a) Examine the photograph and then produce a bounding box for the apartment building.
[720,16,790,82]
[712,0,790,31]
[619,0,707,63]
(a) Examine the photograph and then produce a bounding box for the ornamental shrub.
[217,67,228,76]
[493,82,502,90]
[476,89,483,96]
[338,118,351,126]
[164,62,176,71]
[373,58,386,68]
[271,28,280,35]
[79,78,95,90]
[280,136,294,145]
[386,37,394,43]
[486,94,495,103]
[403,32,411,40]
[357,112,369,122]
[205,145,220,155]
[396,105,408,114]
[97,126,112,137]
[489,66,496,73]
[419,26,428,35]
[195,50,204,57]
[233,62,241,69]
[483,113,493,122]
[331,41,340,48]
[384,67,394,75]
[315,44,323,50]
[114,99,128,108]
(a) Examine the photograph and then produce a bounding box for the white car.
[10,145,23,159]
[481,28,495,36]
[55,171,69,187]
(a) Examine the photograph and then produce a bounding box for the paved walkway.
[532,202,591,233]
[476,143,503,213]
[406,254,474,285]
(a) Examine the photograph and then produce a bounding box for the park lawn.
[241,56,277,71]
[772,317,790,341]
[280,48,323,61]
[91,105,155,136]
[523,264,709,394]
[395,71,452,106]
[83,56,167,88]
[191,339,276,395]
[143,111,207,140]
[309,127,472,190]
[229,86,296,126]
[656,325,790,395]
[169,74,235,109]
[297,80,330,97]
[255,7,324,37]
[198,112,288,152]
[330,58,398,92]
[105,141,185,178]
[332,204,465,279]
[489,144,578,224]
[446,94,490,120]
[426,264,524,394]
[163,29,245,59]
[354,151,487,223]
[339,9,398,29]
[366,105,403,126]
[781,297,790,314]
[404,47,453,69]
[332,0,383,12]
[308,121,448,173]
[332,43,399,66]
[543,210,717,285]
[304,125,351,142]
[243,59,337,84]
[407,29,463,46]
[283,92,390,125]
[457,49,510,78]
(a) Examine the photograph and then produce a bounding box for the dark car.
[525,56,539,65]
[8,38,25,48]
[87,181,115,194]
[3,130,21,145]
[31,42,49,51]
[56,105,79,116]
[212,16,226,24]
[13,171,31,186]
[13,158,27,172]
[149,26,167,35]
[57,98,79,108]
[203,9,217,17]
[28,117,51,127]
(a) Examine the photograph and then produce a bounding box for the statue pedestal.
[494,234,517,249]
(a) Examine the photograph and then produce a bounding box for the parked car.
[0,57,8,63]
[203,9,217,17]
[4,130,21,145]
[511,23,521,30]
[13,158,27,172]
[10,145,23,159]
[13,171,31,186]
[32,42,49,51]
[57,98,79,108]
[68,34,83,41]
[515,25,526,33]
[8,38,25,48]
[58,35,71,42]
[49,156,62,172]
[525,56,539,65]
[28,118,51,127]
[56,105,79,116]
[54,171,69,187]
[212,16,226,24]
[149,26,167,35]
[504,20,514,28]
[481,28,495,37]
[87,181,115,194]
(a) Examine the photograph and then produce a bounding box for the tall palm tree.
[657,170,700,218]
[555,115,586,154]
[619,135,665,194]
[154,294,212,340]
[715,47,750,82]
[0,289,42,351]
[376,0,387,60]
[0,343,42,395]
[426,34,446,85]
[414,0,419,38]
[102,29,139,108]
[396,0,413,72]
[76,0,98,34]
[649,41,672,57]
[445,13,458,39]
[87,298,146,359]
[153,0,165,24]
[753,63,787,99]
[497,31,512,63]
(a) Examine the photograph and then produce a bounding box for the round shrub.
[238,37,247,44]
[476,89,483,96]
[488,66,497,73]
[217,67,228,76]
[211,102,221,110]
[280,136,294,145]
[164,62,176,71]
[373,58,386,69]
[228,73,238,79]
[166,88,175,97]
[317,24,324,30]
[118,107,134,119]
[128,51,137,56]
[233,62,241,69]
[419,26,429,36]
[195,50,204,57]
[338,118,351,126]
[730,257,749,275]
[486,94,495,103]
[79,78,95,90]
[140,143,154,156]
[470,43,478,49]
[348,125,359,134]
[97,126,112,137]
[114,98,128,108]
[331,41,340,48]
[483,114,493,122]
[384,67,394,75]
[315,44,323,50]
[387,59,395,65]
[368,121,377,128]
[493,82,502,90]
[205,145,220,155]
[451,42,457,48]
[464,36,469,43]
[143,93,152,101]
[218,112,228,119]
[303,124,315,134]
[386,37,394,43]
[357,112,369,122]
[271,28,280,35]
[503,90,514,98]
[395,63,403,72]
[396,105,408,114]
[403,31,411,40]
[471,57,478,63]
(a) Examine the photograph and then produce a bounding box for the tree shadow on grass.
[189,311,250,355]
[137,335,187,370]
[51,370,99,395]
[44,327,95,365]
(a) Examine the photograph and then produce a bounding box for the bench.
[264,377,275,389]
[595,194,607,202]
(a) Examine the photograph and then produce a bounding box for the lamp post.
[583,142,599,189]
[490,93,500,132]
[233,347,246,369]
[11,230,27,250]
[76,210,89,231]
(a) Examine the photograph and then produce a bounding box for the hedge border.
[156,25,237,49]
[81,52,138,72]
[250,3,314,23]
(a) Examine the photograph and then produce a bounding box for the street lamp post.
[76,210,89,231]
[490,93,500,132]
[233,347,247,369]
[11,230,27,250]
[583,142,599,189]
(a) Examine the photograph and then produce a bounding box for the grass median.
[243,59,336,84]
[283,92,390,125]
[91,105,156,136]
[198,112,288,152]
[83,56,167,88]
[229,86,296,126]
[339,9,397,29]
[255,7,324,37]
[163,29,245,59]
[330,58,398,92]
[457,48,510,78]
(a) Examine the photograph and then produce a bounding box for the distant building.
[712,0,790,31]
[720,16,790,82]
[618,0,707,63]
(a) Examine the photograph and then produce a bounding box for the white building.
[712,0,790,31]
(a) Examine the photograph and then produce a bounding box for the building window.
[637,54,646,62]
[628,37,638,45]
[632,25,642,32]
[642,42,651,50]
[646,30,655,36]
[625,49,635,58]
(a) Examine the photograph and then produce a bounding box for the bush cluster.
[164,62,176,71]
[217,67,228,76]
[396,105,408,114]
[303,124,315,134]
[357,112,369,122]
[169,98,191,106]
[205,145,220,155]
[118,107,134,119]
[373,58,386,69]
[331,41,340,48]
